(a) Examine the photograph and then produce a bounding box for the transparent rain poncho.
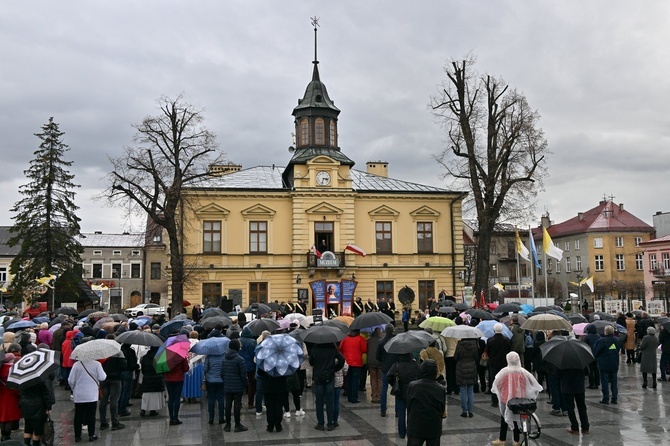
[491,351,543,426]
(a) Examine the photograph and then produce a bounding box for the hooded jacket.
[386,354,421,400]
[583,324,601,352]
[239,327,257,372]
[406,360,445,440]
[377,326,404,373]
[61,330,80,368]
[221,348,248,393]
[339,332,368,368]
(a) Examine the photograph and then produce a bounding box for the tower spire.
[311,16,320,66]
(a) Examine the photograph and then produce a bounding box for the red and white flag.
[344,244,366,257]
[311,244,322,259]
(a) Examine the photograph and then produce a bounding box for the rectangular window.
[150,262,161,280]
[376,281,394,302]
[636,254,643,271]
[635,237,642,247]
[490,243,497,255]
[616,254,625,271]
[650,254,657,270]
[92,263,103,279]
[376,222,392,254]
[418,280,435,310]
[131,250,141,257]
[564,241,570,252]
[594,238,603,248]
[329,122,336,146]
[249,282,268,304]
[112,250,122,256]
[417,222,433,254]
[131,263,141,279]
[595,255,604,271]
[490,264,498,278]
[664,253,670,269]
[202,283,222,307]
[111,263,122,279]
[555,260,561,273]
[575,240,581,250]
[250,221,267,253]
[203,221,221,254]
[0,265,7,283]
[315,119,324,145]
[615,237,623,247]
[93,250,102,256]
[565,257,571,272]
[300,120,309,145]
[576,256,582,271]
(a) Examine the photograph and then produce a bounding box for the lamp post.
[574,269,584,314]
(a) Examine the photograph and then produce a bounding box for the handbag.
[390,378,400,396]
[479,351,489,367]
[42,415,54,446]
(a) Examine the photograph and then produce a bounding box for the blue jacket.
[239,327,257,373]
[221,349,248,393]
[583,325,601,352]
[593,334,622,372]
[204,354,224,383]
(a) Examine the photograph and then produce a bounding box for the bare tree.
[431,57,549,300]
[103,95,224,313]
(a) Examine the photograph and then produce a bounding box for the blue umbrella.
[476,320,513,339]
[133,318,151,328]
[7,320,37,331]
[190,337,230,355]
[32,317,50,324]
[255,334,304,377]
[520,304,534,314]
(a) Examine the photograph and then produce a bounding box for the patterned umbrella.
[419,316,456,332]
[71,339,122,362]
[255,334,304,377]
[7,348,59,390]
[284,313,306,324]
[154,334,190,373]
[521,314,572,331]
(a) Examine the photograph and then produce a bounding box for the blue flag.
[528,228,541,269]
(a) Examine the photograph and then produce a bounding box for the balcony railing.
[306,251,346,269]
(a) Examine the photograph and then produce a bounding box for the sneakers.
[111,424,125,431]
[491,440,505,446]
[256,412,262,417]
[99,423,109,431]
[295,409,306,416]
[550,409,562,416]
[224,424,231,432]
[234,425,248,433]
[284,411,291,418]
[314,424,325,431]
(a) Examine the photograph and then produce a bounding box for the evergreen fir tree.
[8,117,83,304]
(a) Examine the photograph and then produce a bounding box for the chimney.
[619,203,624,211]
[578,212,584,221]
[208,163,242,176]
[94,231,102,234]
[366,161,388,178]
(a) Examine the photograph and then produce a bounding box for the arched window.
[300,119,309,146]
[329,120,337,147]
[315,118,324,145]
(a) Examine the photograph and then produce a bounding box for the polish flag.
[311,244,322,259]
[344,244,366,257]
[480,290,486,309]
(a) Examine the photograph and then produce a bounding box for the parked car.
[125,303,166,317]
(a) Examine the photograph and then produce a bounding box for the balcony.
[306,251,346,269]
[652,267,670,278]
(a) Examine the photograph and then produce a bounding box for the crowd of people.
[0,300,669,446]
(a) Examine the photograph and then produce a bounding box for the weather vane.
[310,16,320,29]
[310,16,320,63]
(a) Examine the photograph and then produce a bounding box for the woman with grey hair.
[640,326,659,389]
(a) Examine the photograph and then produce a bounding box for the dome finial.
[310,16,320,66]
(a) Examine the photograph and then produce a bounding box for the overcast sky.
[1,1,668,234]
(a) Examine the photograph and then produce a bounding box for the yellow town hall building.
[177,41,467,316]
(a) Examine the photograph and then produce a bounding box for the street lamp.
[574,269,584,314]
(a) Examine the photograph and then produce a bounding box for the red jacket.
[0,362,22,422]
[61,330,79,368]
[164,357,189,382]
[339,334,368,367]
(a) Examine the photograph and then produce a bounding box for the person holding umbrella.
[0,353,20,442]
[69,349,106,442]
[20,366,55,446]
[593,325,622,404]
[309,341,345,431]
[386,352,420,440]
[659,323,670,382]
[485,323,511,407]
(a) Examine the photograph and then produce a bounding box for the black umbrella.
[48,314,67,328]
[1,311,18,317]
[245,303,272,316]
[540,337,595,370]
[383,330,434,354]
[466,309,494,320]
[533,306,553,312]
[55,307,78,316]
[301,325,347,344]
[171,313,189,321]
[494,303,521,314]
[453,303,469,311]
[77,309,98,319]
[200,316,233,330]
[110,313,128,322]
[568,313,587,324]
[349,312,393,331]
[323,319,350,334]
[200,308,227,320]
[246,318,281,336]
[588,320,619,336]
[267,302,281,311]
[441,300,456,306]
[6,348,59,390]
[662,321,670,332]
[437,306,456,314]
[588,312,616,322]
[116,330,164,347]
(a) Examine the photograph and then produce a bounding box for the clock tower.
[282,19,354,190]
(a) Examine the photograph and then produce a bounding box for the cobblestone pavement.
[7,356,670,446]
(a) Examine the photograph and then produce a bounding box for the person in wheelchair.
[491,351,543,446]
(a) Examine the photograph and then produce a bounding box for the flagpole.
[516,254,522,301]
[543,238,549,307]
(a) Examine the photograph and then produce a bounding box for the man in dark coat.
[593,325,622,404]
[406,360,446,446]
[309,343,345,431]
[583,324,601,389]
[220,339,248,432]
[352,297,364,318]
[100,335,127,431]
[635,313,654,342]
[377,324,403,417]
[486,323,511,407]
[560,367,590,435]
[659,324,670,382]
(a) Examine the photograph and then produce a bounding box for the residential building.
[535,199,655,311]
[639,235,670,314]
[174,38,467,315]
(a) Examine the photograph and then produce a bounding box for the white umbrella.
[284,313,306,324]
[72,339,122,361]
[441,325,485,339]
[299,315,315,328]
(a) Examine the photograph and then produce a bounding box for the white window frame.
[564,241,570,252]
[93,250,102,256]
[594,238,603,248]
[555,260,561,273]
[664,253,670,270]
[636,254,644,271]
[112,250,122,256]
[130,262,142,279]
[576,256,582,271]
[635,237,642,247]
[131,250,141,257]
[616,254,625,271]
[595,255,604,271]
[650,254,657,270]
[575,240,581,250]
[615,237,623,248]
[565,257,571,272]
[0,264,7,283]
